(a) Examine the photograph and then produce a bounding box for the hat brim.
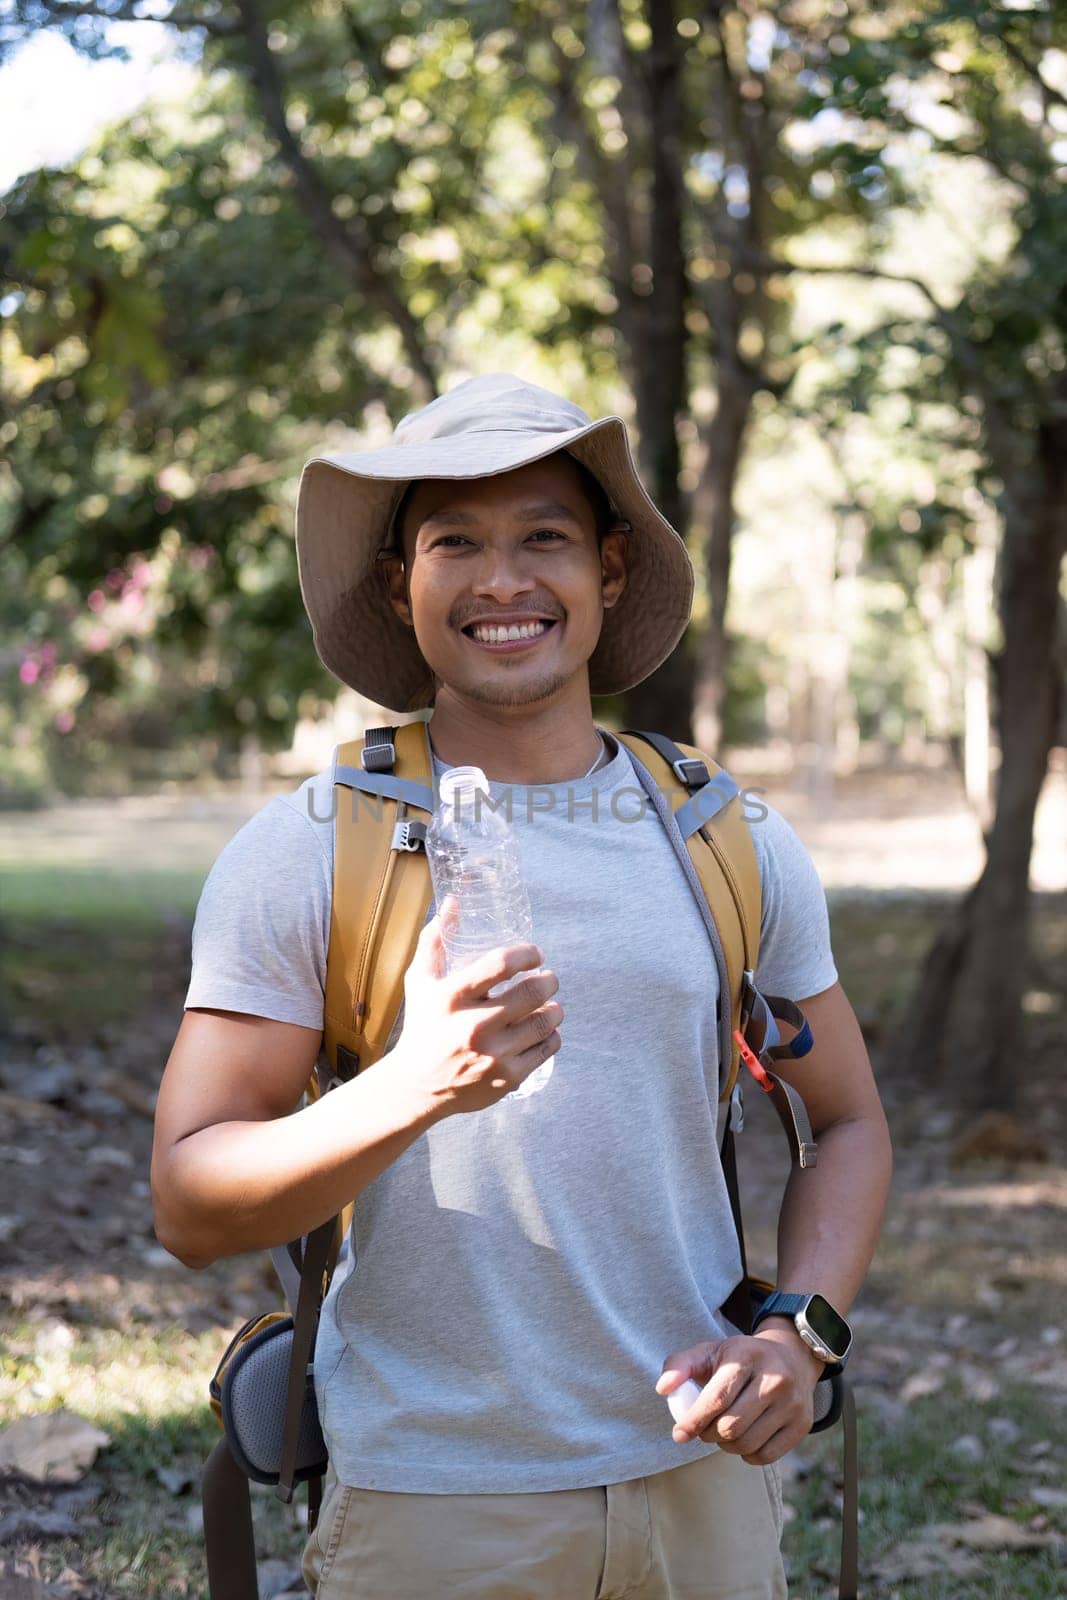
[296,416,693,712]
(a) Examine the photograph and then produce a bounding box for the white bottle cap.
[666,1378,704,1424]
[439,765,490,808]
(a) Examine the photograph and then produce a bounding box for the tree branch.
[739,250,946,313]
[995,30,1067,116]
[36,0,241,37]
[232,0,439,399]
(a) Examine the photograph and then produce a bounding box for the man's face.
[382,454,627,710]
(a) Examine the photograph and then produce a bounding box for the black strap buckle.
[672,756,710,789]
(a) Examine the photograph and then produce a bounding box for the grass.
[786,1386,1066,1598]
[0,1323,306,1599]
[0,863,206,926]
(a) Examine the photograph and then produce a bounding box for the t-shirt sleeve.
[184,794,331,1030]
[750,799,838,1000]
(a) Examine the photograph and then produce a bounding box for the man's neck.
[427,692,605,785]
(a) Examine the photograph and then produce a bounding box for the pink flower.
[88,589,106,613]
[85,625,110,653]
[54,710,75,734]
[19,659,39,685]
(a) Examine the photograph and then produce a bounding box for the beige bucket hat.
[296,373,693,712]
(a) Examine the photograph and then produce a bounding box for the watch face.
[802,1295,852,1360]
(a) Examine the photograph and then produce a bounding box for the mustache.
[452,606,563,628]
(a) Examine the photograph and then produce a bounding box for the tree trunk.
[689,373,756,755]
[620,363,695,739]
[886,407,1067,1109]
[963,525,996,827]
[621,367,695,738]
[616,0,693,742]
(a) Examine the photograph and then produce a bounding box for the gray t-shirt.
[186,734,838,1493]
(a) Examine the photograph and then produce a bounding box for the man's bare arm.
[150,1008,441,1269]
[659,979,891,1464]
[767,979,892,1313]
[151,916,562,1269]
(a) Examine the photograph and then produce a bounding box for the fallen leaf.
[874,1537,984,1582]
[0,1092,62,1123]
[874,1512,1060,1582]
[0,1412,110,1484]
[929,1513,1059,1551]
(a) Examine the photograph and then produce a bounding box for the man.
[152,373,891,1599]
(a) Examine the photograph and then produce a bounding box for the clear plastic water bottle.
[426,765,554,1099]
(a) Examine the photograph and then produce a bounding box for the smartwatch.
[751,1291,852,1375]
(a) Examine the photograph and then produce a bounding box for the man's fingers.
[510,1027,562,1083]
[670,1359,750,1441]
[451,942,545,1001]
[698,1357,750,1418]
[656,1343,718,1395]
[412,899,457,982]
[742,1424,798,1467]
[493,968,560,1020]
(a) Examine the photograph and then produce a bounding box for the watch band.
[753,1292,809,1324]
[752,1291,850,1374]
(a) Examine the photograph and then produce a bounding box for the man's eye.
[431,535,471,549]
[529,529,564,542]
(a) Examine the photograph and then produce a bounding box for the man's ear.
[600,526,628,610]
[380,556,413,627]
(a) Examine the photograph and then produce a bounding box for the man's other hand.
[656,1326,824,1465]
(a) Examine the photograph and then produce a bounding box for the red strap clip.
[733,1029,774,1093]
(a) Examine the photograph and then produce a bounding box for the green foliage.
[2,0,1064,789]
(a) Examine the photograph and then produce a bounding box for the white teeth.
[470,620,548,643]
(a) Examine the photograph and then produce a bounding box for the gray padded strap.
[675,772,740,838]
[623,748,735,1087]
[333,764,435,813]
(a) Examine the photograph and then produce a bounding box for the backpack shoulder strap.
[618,730,759,1100]
[620,728,817,1164]
[322,720,434,1082]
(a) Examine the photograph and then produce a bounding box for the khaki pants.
[302,1450,788,1599]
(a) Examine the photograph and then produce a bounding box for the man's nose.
[470,545,537,600]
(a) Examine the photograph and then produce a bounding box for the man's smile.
[459,615,560,651]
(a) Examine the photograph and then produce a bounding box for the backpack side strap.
[202,1436,258,1600]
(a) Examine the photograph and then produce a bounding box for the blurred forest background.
[1,3,1065,1597]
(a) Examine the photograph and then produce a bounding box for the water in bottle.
[425,765,554,1099]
